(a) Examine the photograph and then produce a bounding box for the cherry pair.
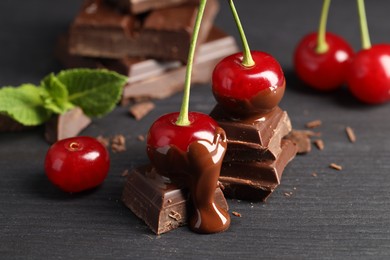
[294,0,390,104]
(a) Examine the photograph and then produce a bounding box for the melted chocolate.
[150,127,230,233]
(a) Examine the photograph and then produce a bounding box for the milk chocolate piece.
[122,165,228,234]
[68,0,219,62]
[210,105,292,160]
[106,0,198,14]
[44,107,91,144]
[219,139,297,201]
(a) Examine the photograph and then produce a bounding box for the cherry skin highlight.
[294,32,354,91]
[346,44,390,104]
[212,50,285,117]
[44,136,110,193]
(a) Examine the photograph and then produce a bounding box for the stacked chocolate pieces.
[210,105,298,201]
[57,0,239,103]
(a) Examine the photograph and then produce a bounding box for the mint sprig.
[0,69,127,126]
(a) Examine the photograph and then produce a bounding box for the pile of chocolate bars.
[56,0,239,103]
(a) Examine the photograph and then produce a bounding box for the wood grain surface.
[1,0,390,259]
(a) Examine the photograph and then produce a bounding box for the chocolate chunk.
[44,107,91,144]
[210,105,292,160]
[122,165,228,235]
[68,0,219,62]
[128,101,155,120]
[106,0,199,14]
[0,114,34,132]
[285,130,321,154]
[218,139,297,201]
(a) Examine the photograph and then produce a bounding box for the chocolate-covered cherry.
[212,0,285,117]
[44,136,110,193]
[346,0,390,104]
[146,112,230,233]
[293,0,354,91]
[294,32,354,91]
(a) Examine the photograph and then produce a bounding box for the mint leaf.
[56,69,127,117]
[41,73,74,114]
[0,84,52,126]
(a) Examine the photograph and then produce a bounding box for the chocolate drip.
[150,127,230,233]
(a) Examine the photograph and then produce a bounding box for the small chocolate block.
[219,139,297,201]
[106,0,198,14]
[68,0,219,62]
[122,165,228,235]
[210,105,292,160]
[44,107,91,144]
[0,114,34,132]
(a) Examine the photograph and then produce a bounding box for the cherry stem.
[176,0,207,126]
[316,0,331,53]
[357,0,371,50]
[229,0,255,67]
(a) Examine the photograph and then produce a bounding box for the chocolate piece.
[106,0,198,14]
[128,101,155,120]
[0,114,34,132]
[219,139,297,201]
[122,165,228,235]
[44,107,91,144]
[210,105,292,160]
[285,130,321,154]
[68,0,219,62]
[305,119,322,129]
[345,126,356,143]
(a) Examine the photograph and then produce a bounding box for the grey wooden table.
[1,0,390,259]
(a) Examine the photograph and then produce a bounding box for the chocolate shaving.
[346,126,356,143]
[129,101,155,121]
[137,135,145,142]
[121,169,129,177]
[313,139,324,150]
[232,211,242,217]
[311,172,318,177]
[111,134,126,153]
[329,163,342,171]
[305,120,322,129]
[96,135,110,148]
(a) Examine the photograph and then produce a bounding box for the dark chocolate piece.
[68,0,219,62]
[210,105,292,160]
[219,139,297,201]
[122,165,228,235]
[44,107,91,144]
[106,0,198,14]
[0,114,34,132]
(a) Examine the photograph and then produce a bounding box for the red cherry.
[44,136,110,193]
[294,32,354,91]
[346,44,390,104]
[212,50,285,117]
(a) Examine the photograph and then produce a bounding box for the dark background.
[1,0,390,259]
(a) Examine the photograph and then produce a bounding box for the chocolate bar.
[219,139,297,201]
[106,0,198,14]
[210,105,292,161]
[122,165,228,234]
[68,0,219,62]
[44,107,91,144]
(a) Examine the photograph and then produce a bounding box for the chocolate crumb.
[129,101,155,121]
[121,169,129,177]
[329,163,342,171]
[96,135,110,148]
[313,139,325,150]
[111,134,126,153]
[346,126,356,143]
[305,120,322,129]
[284,192,293,197]
[137,135,145,142]
[232,211,242,217]
[168,211,182,221]
[311,172,318,177]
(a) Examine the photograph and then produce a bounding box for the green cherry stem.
[316,0,331,53]
[229,0,255,67]
[357,0,371,50]
[176,0,207,126]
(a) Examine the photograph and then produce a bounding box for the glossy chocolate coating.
[149,127,230,234]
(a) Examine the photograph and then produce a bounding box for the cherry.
[346,0,390,104]
[44,136,110,193]
[293,0,354,91]
[294,32,354,91]
[212,0,285,117]
[145,0,230,234]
